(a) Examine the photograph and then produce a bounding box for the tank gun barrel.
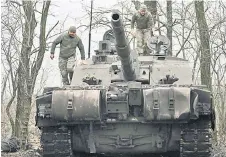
[111,12,136,81]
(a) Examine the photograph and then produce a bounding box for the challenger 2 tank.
[36,11,215,157]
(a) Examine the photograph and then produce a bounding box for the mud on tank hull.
[36,85,215,157]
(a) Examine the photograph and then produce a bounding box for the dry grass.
[1,150,41,157]
[1,101,41,157]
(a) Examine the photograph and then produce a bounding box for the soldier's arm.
[131,14,136,29]
[77,38,85,60]
[50,35,63,54]
[147,13,154,30]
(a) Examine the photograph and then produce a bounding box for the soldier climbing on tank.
[131,4,154,55]
[50,26,86,85]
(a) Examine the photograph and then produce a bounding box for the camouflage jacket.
[50,33,85,60]
[131,12,153,30]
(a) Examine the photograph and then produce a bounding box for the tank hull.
[39,117,212,157]
[37,85,214,156]
[71,123,180,154]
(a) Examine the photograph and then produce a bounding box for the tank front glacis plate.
[71,123,181,154]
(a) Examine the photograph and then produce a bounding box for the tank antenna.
[88,0,93,58]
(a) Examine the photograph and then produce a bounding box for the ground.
[1,150,41,157]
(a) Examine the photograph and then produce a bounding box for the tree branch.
[46,21,59,39]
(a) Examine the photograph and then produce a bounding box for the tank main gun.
[111,11,136,81]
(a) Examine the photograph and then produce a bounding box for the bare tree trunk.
[6,94,17,136]
[167,0,172,56]
[14,1,51,149]
[1,73,16,136]
[2,0,52,145]
[14,1,37,148]
[1,73,9,104]
[144,0,157,25]
[131,0,141,11]
[181,0,186,59]
[6,61,18,136]
[31,1,51,85]
[195,1,212,90]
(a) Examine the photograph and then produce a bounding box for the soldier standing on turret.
[131,4,154,55]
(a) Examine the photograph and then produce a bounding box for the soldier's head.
[68,26,76,38]
[139,4,147,16]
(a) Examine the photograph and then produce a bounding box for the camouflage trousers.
[58,56,75,85]
[136,29,152,54]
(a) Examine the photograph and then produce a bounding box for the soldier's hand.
[50,54,54,60]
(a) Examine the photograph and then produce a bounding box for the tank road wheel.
[180,116,212,157]
[41,126,75,157]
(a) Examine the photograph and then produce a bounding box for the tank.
[36,11,215,157]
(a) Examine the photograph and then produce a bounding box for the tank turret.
[92,29,118,64]
[111,12,136,81]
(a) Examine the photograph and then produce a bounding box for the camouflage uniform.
[58,56,75,85]
[51,26,85,85]
[131,5,153,54]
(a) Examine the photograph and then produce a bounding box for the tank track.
[180,116,212,157]
[41,126,74,157]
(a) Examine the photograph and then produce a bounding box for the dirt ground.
[1,149,41,157]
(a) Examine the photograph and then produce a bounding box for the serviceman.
[131,4,154,54]
[50,26,86,85]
